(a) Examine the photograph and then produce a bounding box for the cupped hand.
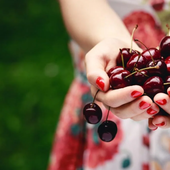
[85,38,160,121]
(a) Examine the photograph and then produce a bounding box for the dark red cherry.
[146,59,167,76]
[160,36,170,58]
[97,120,117,142]
[164,56,170,74]
[126,53,147,72]
[109,70,132,89]
[107,66,124,77]
[143,76,165,98]
[116,48,137,66]
[83,103,102,124]
[141,48,161,62]
[133,70,148,85]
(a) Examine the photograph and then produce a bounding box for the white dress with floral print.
[48,1,170,170]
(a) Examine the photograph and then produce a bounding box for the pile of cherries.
[83,25,170,142]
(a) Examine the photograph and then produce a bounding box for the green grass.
[0,0,73,169]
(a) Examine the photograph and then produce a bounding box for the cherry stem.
[106,107,110,122]
[120,49,125,69]
[132,53,141,72]
[134,39,155,64]
[92,89,100,103]
[125,65,159,79]
[164,82,170,86]
[130,24,138,53]
[166,24,170,36]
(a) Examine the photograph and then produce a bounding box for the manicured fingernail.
[131,91,142,98]
[139,101,151,110]
[147,108,157,115]
[155,99,167,105]
[96,77,105,91]
[168,91,170,96]
[155,122,166,127]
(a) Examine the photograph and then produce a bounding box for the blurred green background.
[0,0,73,170]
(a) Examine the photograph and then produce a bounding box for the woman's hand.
[85,38,160,122]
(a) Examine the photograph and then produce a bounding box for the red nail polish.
[147,108,157,115]
[155,99,167,105]
[139,101,151,110]
[168,91,170,96]
[96,77,105,91]
[155,122,165,127]
[131,91,142,98]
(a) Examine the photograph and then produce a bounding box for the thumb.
[85,51,110,92]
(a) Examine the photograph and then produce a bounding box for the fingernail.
[155,122,166,127]
[139,101,151,110]
[147,108,157,115]
[168,91,170,96]
[155,99,167,105]
[96,77,105,91]
[131,91,142,98]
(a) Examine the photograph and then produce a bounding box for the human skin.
[58,0,170,129]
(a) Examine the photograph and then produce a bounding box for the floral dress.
[48,0,170,170]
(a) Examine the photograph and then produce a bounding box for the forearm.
[59,0,132,52]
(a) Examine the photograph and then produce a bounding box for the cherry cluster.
[83,25,170,142]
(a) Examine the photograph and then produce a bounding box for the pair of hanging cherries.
[83,24,170,142]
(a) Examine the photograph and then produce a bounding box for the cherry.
[133,70,148,85]
[107,66,124,77]
[83,90,102,124]
[160,36,170,58]
[109,70,132,89]
[142,48,161,62]
[116,48,137,67]
[98,120,117,142]
[135,39,162,65]
[98,107,117,142]
[160,25,170,59]
[126,53,147,72]
[146,59,167,77]
[83,103,102,124]
[143,76,165,98]
[164,56,170,74]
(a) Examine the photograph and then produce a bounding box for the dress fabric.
[48,0,170,170]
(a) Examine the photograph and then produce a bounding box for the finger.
[110,95,153,119]
[131,103,159,121]
[167,87,170,96]
[85,44,116,92]
[91,85,144,108]
[151,114,170,128]
[154,93,170,114]
[148,118,158,130]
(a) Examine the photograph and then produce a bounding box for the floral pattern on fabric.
[123,11,165,49]
[84,109,123,168]
[48,79,90,170]
[149,0,165,11]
